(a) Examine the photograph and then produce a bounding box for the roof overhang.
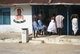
[0,0,80,6]
[1,3,80,5]
[5,3,80,6]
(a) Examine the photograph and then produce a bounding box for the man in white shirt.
[55,15,64,35]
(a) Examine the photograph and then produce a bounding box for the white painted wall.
[0,5,33,34]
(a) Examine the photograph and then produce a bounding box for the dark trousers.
[57,28,62,35]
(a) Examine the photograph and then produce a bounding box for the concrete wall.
[0,5,33,34]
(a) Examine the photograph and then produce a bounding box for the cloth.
[55,15,64,28]
[32,21,39,33]
[72,18,78,34]
[47,20,57,33]
[38,20,44,30]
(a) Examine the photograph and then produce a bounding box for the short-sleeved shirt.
[55,15,64,28]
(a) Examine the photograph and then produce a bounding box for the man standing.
[55,15,64,35]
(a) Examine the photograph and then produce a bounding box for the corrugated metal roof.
[54,0,80,3]
[31,0,49,3]
[0,0,30,4]
[0,0,80,5]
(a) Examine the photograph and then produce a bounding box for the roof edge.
[0,3,80,6]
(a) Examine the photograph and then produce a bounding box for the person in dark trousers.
[55,15,64,35]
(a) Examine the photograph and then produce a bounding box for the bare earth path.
[0,43,80,54]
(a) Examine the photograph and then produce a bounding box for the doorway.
[69,5,80,35]
[32,5,67,35]
[32,5,80,35]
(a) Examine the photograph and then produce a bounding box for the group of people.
[32,14,45,38]
[32,13,79,38]
[47,14,79,36]
[47,14,64,35]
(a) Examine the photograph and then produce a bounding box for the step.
[44,38,80,45]
[31,37,80,45]
[29,40,44,44]
[32,38,46,41]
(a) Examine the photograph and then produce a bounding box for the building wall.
[0,5,33,34]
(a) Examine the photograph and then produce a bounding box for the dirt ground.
[0,43,80,54]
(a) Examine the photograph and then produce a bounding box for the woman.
[71,14,78,36]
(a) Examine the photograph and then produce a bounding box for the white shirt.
[47,20,57,33]
[55,15,64,28]
[72,18,78,34]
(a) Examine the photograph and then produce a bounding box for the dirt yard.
[0,43,80,54]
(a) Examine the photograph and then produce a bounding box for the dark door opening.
[32,5,69,35]
[69,5,80,35]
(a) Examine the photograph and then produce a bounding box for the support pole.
[66,5,70,35]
